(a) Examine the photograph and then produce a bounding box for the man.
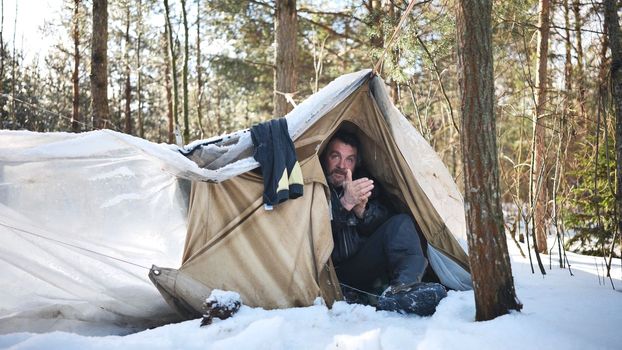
[322,130,447,316]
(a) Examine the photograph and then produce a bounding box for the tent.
[0,69,470,334]
[150,69,472,317]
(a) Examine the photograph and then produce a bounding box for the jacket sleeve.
[356,199,389,236]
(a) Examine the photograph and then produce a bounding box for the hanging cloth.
[250,118,303,209]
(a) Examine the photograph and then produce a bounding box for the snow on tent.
[0,69,471,335]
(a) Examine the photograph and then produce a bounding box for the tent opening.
[317,121,443,289]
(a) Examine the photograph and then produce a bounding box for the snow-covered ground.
[1,239,620,350]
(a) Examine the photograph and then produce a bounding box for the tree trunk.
[574,0,585,118]
[196,0,205,139]
[164,0,179,131]
[123,3,132,135]
[9,2,16,125]
[163,29,174,144]
[369,0,384,50]
[387,1,399,105]
[0,0,4,127]
[456,0,522,321]
[71,0,81,132]
[216,84,222,134]
[0,0,3,84]
[273,0,298,118]
[533,0,550,254]
[91,0,110,129]
[136,0,144,138]
[181,0,190,143]
[563,0,572,93]
[604,0,622,267]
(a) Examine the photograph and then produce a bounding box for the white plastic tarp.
[0,130,193,335]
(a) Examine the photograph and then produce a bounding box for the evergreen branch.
[388,0,432,13]
[207,53,274,69]
[415,34,458,134]
[247,0,273,11]
[496,15,606,35]
[299,17,365,46]
[297,7,365,24]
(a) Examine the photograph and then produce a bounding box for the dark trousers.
[335,214,428,292]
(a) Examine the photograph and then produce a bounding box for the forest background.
[0,0,620,272]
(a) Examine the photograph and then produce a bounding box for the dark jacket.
[329,181,389,264]
[250,118,303,209]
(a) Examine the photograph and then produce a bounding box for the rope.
[340,282,382,298]
[372,0,419,75]
[274,90,298,108]
[0,221,151,270]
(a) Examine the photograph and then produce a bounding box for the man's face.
[324,139,358,187]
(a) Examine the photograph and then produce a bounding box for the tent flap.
[178,155,340,310]
[148,266,210,320]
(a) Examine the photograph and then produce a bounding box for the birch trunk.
[533,0,550,254]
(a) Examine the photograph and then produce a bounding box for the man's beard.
[328,169,347,187]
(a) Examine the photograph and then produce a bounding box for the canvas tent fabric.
[150,69,472,318]
[0,69,471,335]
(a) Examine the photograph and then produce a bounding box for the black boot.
[376,282,447,316]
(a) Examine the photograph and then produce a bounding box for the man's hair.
[331,130,361,151]
[323,130,363,167]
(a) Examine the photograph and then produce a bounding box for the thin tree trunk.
[602,8,618,280]
[216,84,222,134]
[273,0,298,117]
[196,0,205,139]
[181,0,190,143]
[533,0,550,254]
[0,0,4,127]
[552,110,566,268]
[604,0,622,274]
[91,0,110,129]
[163,29,174,144]
[136,0,144,138]
[596,4,610,272]
[516,112,525,245]
[369,0,383,51]
[416,35,458,134]
[599,7,610,99]
[71,0,81,132]
[123,3,132,135]
[574,0,585,118]
[0,0,3,86]
[312,34,327,94]
[387,1,399,105]
[528,110,548,274]
[456,0,522,321]
[9,2,16,125]
[164,0,179,130]
[564,0,572,93]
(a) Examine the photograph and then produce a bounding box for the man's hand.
[340,169,374,216]
[352,198,368,219]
